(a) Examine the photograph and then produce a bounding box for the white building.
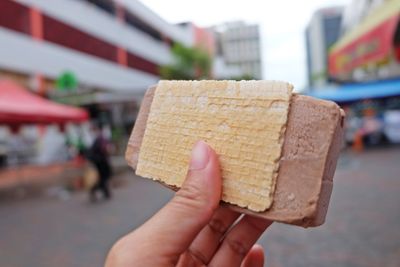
[305,7,343,88]
[212,21,263,79]
[0,0,192,96]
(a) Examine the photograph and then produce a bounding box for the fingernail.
[189,141,209,170]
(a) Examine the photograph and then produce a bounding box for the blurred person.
[0,144,6,168]
[0,127,7,168]
[88,124,113,201]
[344,107,362,145]
[106,141,271,267]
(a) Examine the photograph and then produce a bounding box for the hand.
[106,141,272,267]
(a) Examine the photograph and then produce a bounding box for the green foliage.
[229,74,255,81]
[160,43,212,80]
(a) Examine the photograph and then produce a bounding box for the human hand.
[106,141,272,267]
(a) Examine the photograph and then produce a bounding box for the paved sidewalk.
[0,147,399,267]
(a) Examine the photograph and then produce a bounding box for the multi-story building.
[305,6,343,88]
[0,0,192,96]
[212,21,263,79]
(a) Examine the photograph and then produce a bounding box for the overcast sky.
[140,0,351,90]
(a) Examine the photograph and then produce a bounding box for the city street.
[0,147,399,267]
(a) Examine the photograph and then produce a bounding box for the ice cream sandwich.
[126,80,344,227]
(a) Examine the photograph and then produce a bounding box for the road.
[0,147,399,267]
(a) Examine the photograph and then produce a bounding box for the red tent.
[0,80,89,125]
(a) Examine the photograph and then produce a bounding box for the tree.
[160,43,212,80]
[229,74,255,81]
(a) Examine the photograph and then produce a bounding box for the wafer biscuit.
[136,80,293,211]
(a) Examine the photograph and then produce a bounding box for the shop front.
[329,1,400,82]
[308,79,400,145]
[0,79,89,189]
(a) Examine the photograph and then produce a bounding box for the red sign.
[329,13,399,77]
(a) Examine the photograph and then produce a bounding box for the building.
[212,21,263,79]
[178,22,215,56]
[178,22,242,79]
[0,0,215,155]
[329,0,400,82]
[0,0,192,96]
[305,6,343,88]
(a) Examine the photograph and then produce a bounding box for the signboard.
[329,7,400,78]
[56,71,78,91]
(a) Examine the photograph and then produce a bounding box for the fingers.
[187,206,241,264]
[135,141,222,261]
[208,216,272,267]
[241,244,265,267]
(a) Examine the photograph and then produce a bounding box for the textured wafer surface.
[136,80,293,211]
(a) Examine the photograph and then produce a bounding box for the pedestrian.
[88,124,112,201]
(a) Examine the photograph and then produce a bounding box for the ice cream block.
[125,81,344,228]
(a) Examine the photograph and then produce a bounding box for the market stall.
[0,79,89,190]
[0,80,88,125]
[308,79,400,145]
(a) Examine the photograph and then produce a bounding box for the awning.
[0,80,89,125]
[307,79,400,103]
[329,1,400,78]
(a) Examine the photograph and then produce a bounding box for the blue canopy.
[307,79,400,103]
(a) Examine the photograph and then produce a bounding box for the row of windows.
[226,62,262,79]
[79,0,166,42]
[0,0,160,76]
[225,25,259,40]
[124,9,163,42]
[223,41,261,62]
[0,0,31,34]
[84,0,116,15]
[43,15,117,62]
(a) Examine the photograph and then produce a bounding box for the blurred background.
[0,0,399,266]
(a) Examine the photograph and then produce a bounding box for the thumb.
[138,140,221,257]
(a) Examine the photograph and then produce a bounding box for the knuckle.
[208,217,228,236]
[225,237,248,258]
[188,248,208,266]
